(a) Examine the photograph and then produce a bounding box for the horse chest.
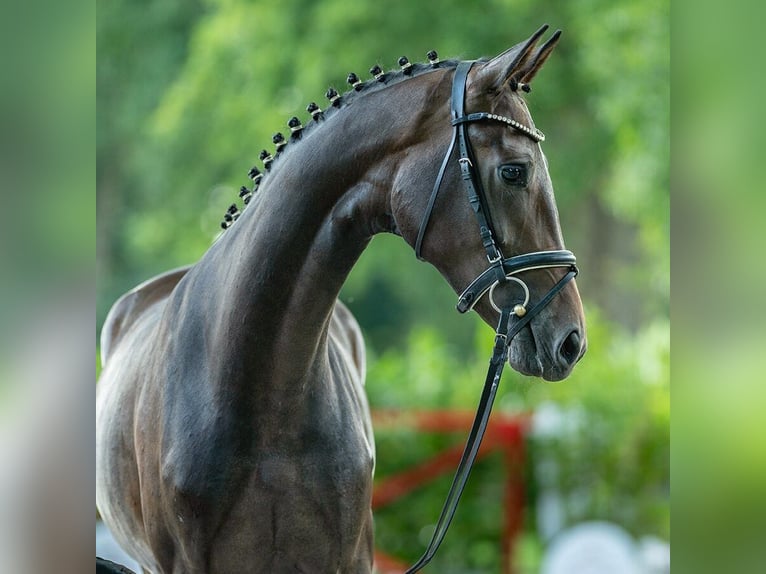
[250,379,375,520]
[191,418,375,571]
[158,364,375,571]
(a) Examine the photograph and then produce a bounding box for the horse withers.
[97,26,585,573]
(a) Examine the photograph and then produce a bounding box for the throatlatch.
[407,61,578,574]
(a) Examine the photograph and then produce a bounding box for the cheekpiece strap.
[405,60,580,574]
[452,62,506,284]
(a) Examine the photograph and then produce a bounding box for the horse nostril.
[559,329,581,367]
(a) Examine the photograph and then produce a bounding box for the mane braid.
[217,58,462,233]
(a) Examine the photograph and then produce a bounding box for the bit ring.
[488,276,530,316]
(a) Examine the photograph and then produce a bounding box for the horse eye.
[499,164,527,186]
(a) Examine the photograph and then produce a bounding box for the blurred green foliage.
[368,310,668,571]
[673,2,766,572]
[98,0,668,570]
[2,0,94,355]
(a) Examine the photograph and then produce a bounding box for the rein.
[406,61,578,573]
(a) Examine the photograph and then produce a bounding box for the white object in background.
[541,521,640,574]
[638,535,670,574]
[97,521,141,573]
[531,401,585,439]
[536,489,565,542]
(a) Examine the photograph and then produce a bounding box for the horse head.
[390,27,586,381]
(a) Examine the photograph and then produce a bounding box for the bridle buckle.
[486,252,502,265]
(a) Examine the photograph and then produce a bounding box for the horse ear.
[516,29,562,85]
[472,25,558,92]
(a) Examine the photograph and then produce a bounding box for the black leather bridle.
[406,61,578,573]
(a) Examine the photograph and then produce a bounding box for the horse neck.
[183,71,450,392]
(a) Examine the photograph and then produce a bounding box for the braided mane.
[219,54,462,231]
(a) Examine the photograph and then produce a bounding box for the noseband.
[406,61,578,573]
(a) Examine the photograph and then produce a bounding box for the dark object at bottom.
[97,557,136,574]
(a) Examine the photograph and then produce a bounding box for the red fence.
[371,410,529,573]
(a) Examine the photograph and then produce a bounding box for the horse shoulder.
[100,266,192,365]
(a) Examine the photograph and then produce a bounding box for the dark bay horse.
[97,26,586,573]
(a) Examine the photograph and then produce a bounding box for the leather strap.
[405,61,580,573]
[406,269,577,573]
[405,307,511,574]
[452,62,505,283]
[415,61,504,273]
[415,125,458,260]
[457,250,577,313]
